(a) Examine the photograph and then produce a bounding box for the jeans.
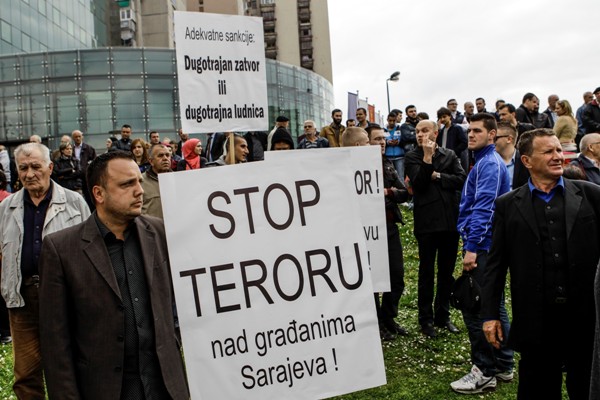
[8,282,45,400]
[387,157,405,181]
[461,251,514,377]
[415,231,459,326]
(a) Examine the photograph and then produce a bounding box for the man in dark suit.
[482,129,600,399]
[202,131,226,163]
[494,122,530,190]
[71,129,97,208]
[39,151,189,400]
[405,120,466,338]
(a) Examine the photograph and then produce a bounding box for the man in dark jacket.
[400,105,419,153]
[71,129,96,207]
[366,125,409,340]
[582,86,600,135]
[568,133,600,185]
[110,124,133,152]
[482,129,600,400]
[516,93,552,129]
[437,107,468,170]
[243,131,268,161]
[405,120,466,338]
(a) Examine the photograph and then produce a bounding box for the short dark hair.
[405,105,416,113]
[447,99,457,106]
[499,103,516,113]
[150,130,158,135]
[516,128,555,156]
[522,92,537,103]
[495,99,505,108]
[331,108,342,116]
[87,151,134,203]
[437,107,451,119]
[346,119,355,124]
[496,121,517,139]
[122,124,131,129]
[365,124,383,139]
[391,108,402,114]
[387,112,397,119]
[470,113,497,132]
[356,107,367,114]
[476,97,485,103]
[417,112,429,120]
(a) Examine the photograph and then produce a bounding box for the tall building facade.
[196,0,333,85]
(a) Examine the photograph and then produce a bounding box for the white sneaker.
[495,370,514,382]
[450,365,497,394]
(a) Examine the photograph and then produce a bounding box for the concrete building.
[196,0,333,85]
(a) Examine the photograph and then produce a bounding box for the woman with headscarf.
[177,138,207,170]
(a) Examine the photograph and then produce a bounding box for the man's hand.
[483,320,503,349]
[423,139,435,163]
[462,250,477,271]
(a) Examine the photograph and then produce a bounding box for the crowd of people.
[0,86,600,399]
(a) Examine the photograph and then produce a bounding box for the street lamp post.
[386,71,401,114]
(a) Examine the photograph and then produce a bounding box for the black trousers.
[375,224,405,326]
[517,303,592,400]
[415,231,459,327]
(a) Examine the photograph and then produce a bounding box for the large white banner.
[174,11,269,133]
[265,146,390,292]
[160,152,386,399]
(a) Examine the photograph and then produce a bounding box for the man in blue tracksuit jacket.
[451,113,514,394]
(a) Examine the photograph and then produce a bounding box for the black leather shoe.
[393,323,409,337]
[420,323,437,338]
[435,320,460,334]
[379,326,396,341]
[384,320,409,336]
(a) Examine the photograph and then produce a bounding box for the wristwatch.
[436,172,441,180]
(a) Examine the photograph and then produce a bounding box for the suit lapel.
[514,186,540,240]
[81,217,122,300]
[135,217,156,288]
[564,180,582,239]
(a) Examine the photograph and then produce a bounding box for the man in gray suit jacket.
[39,151,189,399]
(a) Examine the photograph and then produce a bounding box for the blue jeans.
[462,250,514,377]
[387,157,405,181]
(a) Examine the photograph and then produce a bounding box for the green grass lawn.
[0,210,524,399]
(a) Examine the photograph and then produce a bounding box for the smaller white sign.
[174,11,269,133]
[265,146,390,292]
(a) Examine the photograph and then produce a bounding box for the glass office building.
[0,48,333,151]
[0,0,108,55]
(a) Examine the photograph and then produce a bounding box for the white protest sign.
[159,152,386,399]
[265,146,390,292]
[174,11,268,133]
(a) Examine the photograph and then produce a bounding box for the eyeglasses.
[304,126,313,129]
[448,103,457,106]
[494,135,510,142]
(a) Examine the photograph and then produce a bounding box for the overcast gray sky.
[328,0,600,122]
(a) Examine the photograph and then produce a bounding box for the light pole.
[386,71,401,114]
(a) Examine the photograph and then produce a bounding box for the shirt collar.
[528,176,565,195]
[23,184,53,206]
